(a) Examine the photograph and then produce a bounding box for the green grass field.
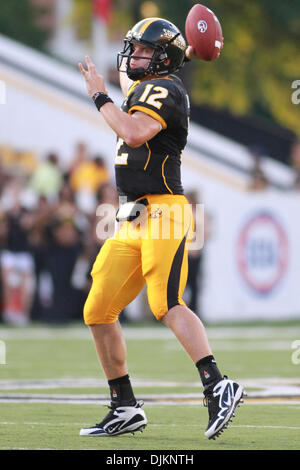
[0,321,300,451]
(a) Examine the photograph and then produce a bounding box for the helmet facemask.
[117,40,169,81]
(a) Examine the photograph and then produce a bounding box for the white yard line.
[1,377,300,389]
[1,394,300,405]
[165,340,295,351]
[1,377,300,399]
[0,325,299,341]
[0,423,299,430]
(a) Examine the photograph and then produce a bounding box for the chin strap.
[127,67,148,80]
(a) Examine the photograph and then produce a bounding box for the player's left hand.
[78,56,108,97]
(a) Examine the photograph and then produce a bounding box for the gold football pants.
[83,194,194,324]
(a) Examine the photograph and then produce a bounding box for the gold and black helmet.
[117,17,187,80]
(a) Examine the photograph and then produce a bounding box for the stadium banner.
[200,190,300,322]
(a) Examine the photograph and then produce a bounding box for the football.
[185,4,223,61]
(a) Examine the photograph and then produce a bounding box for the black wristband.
[92,92,113,111]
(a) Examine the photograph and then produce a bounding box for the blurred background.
[0,0,299,326]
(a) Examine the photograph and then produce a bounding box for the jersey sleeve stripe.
[128,105,167,130]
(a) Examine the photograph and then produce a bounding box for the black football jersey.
[115,74,190,201]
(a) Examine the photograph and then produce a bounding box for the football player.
[79,17,245,440]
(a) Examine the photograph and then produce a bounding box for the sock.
[196,355,223,391]
[108,374,137,407]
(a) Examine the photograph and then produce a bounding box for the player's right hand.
[185,46,197,61]
[78,56,108,98]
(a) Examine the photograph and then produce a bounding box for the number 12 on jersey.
[138,84,168,110]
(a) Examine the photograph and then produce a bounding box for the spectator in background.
[29,152,63,201]
[0,177,36,325]
[26,195,55,321]
[0,143,113,324]
[0,163,7,191]
[71,183,119,298]
[290,139,300,190]
[56,180,92,300]
[68,141,90,175]
[0,209,8,248]
[290,139,300,171]
[29,180,91,323]
[44,215,85,323]
[55,182,78,221]
[69,153,110,216]
[248,167,269,191]
[69,154,109,194]
[95,182,119,245]
[0,209,8,319]
[185,190,209,321]
[248,145,269,191]
[292,172,300,191]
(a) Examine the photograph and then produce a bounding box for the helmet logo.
[197,20,208,33]
[127,30,142,41]
[161,29,186,50]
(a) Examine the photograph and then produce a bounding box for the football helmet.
[117,17,187,80]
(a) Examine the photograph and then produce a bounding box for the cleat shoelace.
[94,405,118,428]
